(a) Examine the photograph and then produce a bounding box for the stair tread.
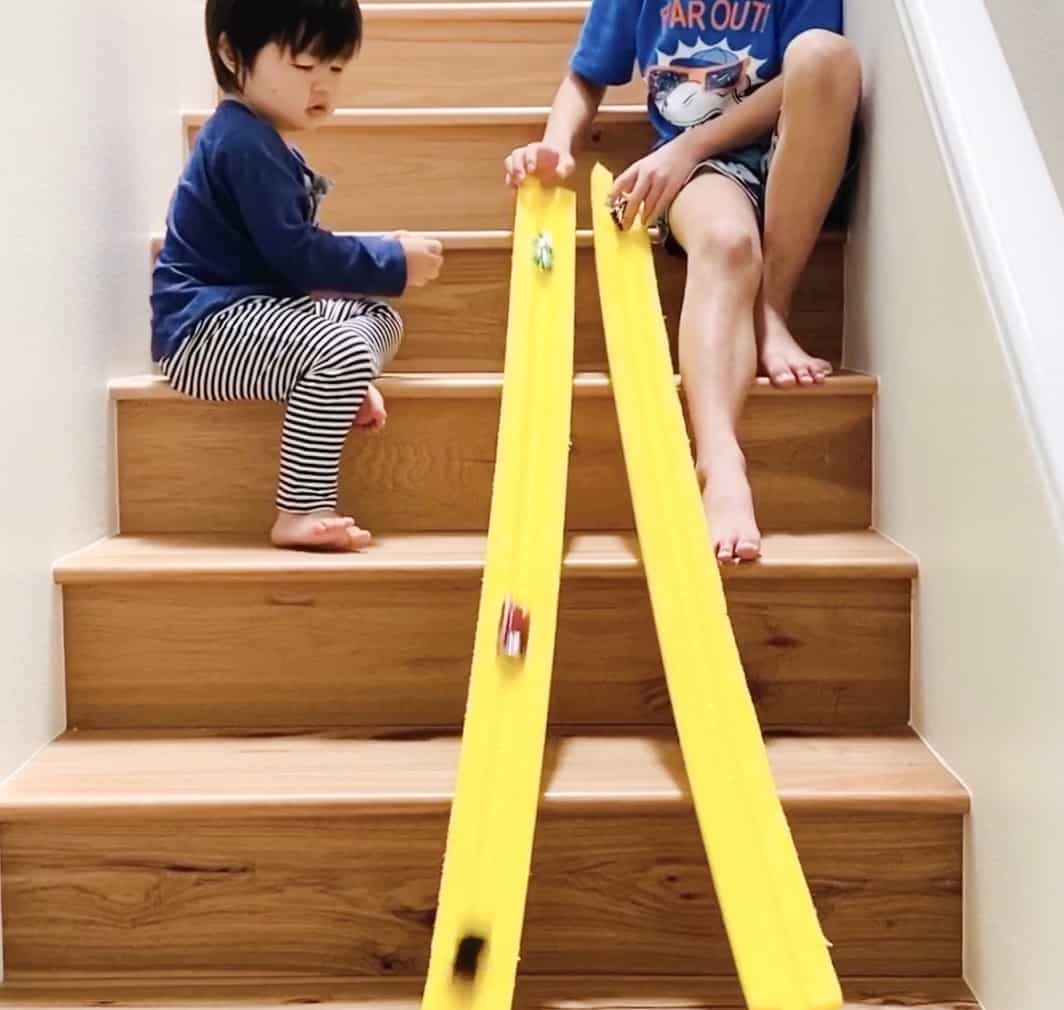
[0,729,968,821]
[0,976,979,1009]
[54,530,915,584]
[112,370,873,401]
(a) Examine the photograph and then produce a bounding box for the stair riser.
[395,241,844,372]
[0,813,961,978]
[185,117,655,231]
[62,576,910,732]
[147,240,845,374]
[351,10,646,108]
[116,393,872,534]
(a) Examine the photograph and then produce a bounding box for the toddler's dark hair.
[206,0,362,93]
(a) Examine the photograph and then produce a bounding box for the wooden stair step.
[55,531,914,732]
[150,230,845,372]
[0,730,965,820]
[0,977,979,1008]
[0,731,966,978]
[352,4,646,108]
[185,107,654,230]
[112,372,874,535]
[0,976,980,1009]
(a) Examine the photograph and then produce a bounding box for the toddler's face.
[235,42,350,132]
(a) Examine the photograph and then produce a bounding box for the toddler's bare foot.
[700,451,762,564]
[271,511,373,552]
[759,302,832,388]
[355,384,387,432]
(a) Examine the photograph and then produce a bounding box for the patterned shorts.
[656,123,861,256]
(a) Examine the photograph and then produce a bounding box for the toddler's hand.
[395,232,444,288]
[355,384,387,432]
[504,142,575,189]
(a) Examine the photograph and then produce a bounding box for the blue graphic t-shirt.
[571,0,842,143]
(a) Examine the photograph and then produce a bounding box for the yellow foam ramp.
[589,164,841,1010]
[422,178,575,1010]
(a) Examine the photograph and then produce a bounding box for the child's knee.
[686,219,763,282]
[374,303,404,365]
[784,31,862,105]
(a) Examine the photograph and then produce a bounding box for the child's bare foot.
[700,451,762,564]
[355,384,387,431]
[271,511,373,552]
[759,302,832,388]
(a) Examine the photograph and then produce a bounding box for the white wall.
[845,3,1064,1008]
[0,2,205,785]
[984,0,1064,204]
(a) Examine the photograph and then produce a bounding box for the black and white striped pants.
[161,295,404,514]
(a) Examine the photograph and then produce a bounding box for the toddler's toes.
[347,526,373,551]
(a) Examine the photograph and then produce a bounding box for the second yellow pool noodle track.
[422,178,576,1010]
[590,163,841,1010]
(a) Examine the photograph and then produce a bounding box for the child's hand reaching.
[395,232,444,288]
[609,135,698,231]
[504,142,575,189]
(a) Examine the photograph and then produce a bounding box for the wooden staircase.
[0,4,977,1008]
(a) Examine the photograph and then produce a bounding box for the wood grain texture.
[61,574,910,732]
[184,110,653,230]
[146,232,846,372]
[0,809,962,977]
[54,530,918,583]
[397,237,844,371]
[0,731,966,822]
[351,6,647,107]
[0,976,981,1009]
[114,377,872,534]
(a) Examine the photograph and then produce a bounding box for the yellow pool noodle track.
[422,179,576,1010]
[590,164,842,1010]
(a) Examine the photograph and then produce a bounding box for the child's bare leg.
[669,173,763,562]
[759,30,862,387]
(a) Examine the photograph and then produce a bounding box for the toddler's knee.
[784,31,862,106]
[687,220,762,281]
[372,302,404,367]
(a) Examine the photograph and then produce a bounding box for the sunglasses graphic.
[646,58,749,92]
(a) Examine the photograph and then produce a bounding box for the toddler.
[152,0,443,551]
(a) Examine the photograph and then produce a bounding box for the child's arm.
[219,136,409,296]
[506,0,637,188]
[505,72,606,188]
[608,78,785,228]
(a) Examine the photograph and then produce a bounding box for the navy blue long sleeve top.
[151,100,407,361]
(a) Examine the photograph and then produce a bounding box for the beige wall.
[0,2,205,785]
[984,0,1064,204]
[845,3,1064,1008]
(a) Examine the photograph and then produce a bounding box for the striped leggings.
[161,295,404,514]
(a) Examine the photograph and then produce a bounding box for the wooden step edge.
[0,731,969,824]
[362,2,592,22]
[0,975,979,1008]
[53,531,917,586]
[185,105,647,130]
[150,227,844,257]
[111,371,875,402]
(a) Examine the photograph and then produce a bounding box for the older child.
[153,0,443,551]
[506,0,860,562]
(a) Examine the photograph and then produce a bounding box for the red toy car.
[498,598,531,658]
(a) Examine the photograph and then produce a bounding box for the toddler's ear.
[217,33,239,77]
